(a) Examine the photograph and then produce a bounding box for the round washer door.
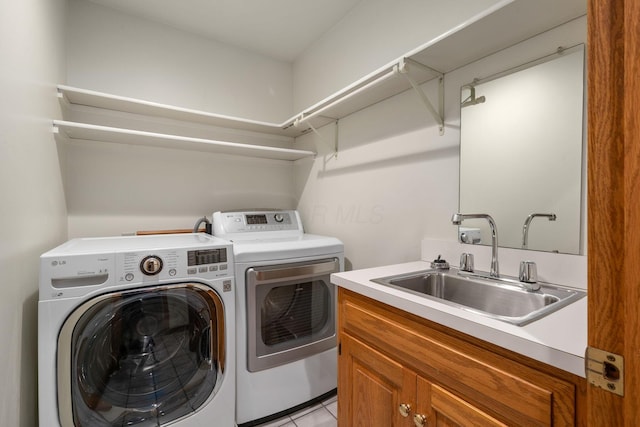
[56,283,225,427]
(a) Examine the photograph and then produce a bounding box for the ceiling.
[86,0,362,62]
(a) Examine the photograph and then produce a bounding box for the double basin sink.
[372,268,585,326]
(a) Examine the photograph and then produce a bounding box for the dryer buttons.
[140,255,163,275]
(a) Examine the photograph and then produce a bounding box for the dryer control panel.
[213,210,303,236]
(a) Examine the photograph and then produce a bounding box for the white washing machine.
[212,210,344,426]
[38,233,235,427]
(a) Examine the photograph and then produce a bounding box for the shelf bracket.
[399,58,445,135]
[295,116,338,160]
[56,87,73,111]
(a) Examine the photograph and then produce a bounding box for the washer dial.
[274,213,284,223]
[140,255,163,275]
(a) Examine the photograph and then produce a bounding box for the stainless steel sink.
[372,268,585,326]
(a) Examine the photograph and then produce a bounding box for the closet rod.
[296,66,400,125]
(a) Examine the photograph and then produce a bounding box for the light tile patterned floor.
[254,395,337,427]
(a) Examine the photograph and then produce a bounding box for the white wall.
[292,0,502,111]
[67,0,293,123]
[294,82,459,270]
[64,140,297,237]
[64,0,298,237]
[0,0,68,425]
[294,16,587,273]
[63,0,587,272]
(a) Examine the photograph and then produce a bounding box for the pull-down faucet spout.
[452,213,499,277]
[522,213,556,249]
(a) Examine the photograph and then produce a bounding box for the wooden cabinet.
[339,333,415,426]
[338,288,586,427]
[340,333,506,427]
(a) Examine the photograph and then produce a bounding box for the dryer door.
[57,283,225,427]
[246,258,339,372]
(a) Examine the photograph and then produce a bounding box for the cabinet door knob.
[399,403,411,417]
[413,413,427,427]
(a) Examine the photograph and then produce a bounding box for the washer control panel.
[40,235,234,300]
[188,248,227,266]
[116,246,231,284]
[213,210,302,235]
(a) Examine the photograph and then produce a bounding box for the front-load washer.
[38,233,235,427]
[212,210,344,426]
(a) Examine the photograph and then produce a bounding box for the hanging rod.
[293,67,400,159]
[295,56,445,136]
[296,66,400,125]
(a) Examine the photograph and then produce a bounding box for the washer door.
[57,283,225,427]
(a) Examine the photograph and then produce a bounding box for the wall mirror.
[458,45,585,255]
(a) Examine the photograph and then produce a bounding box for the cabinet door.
[339,334,416,427]
[416,376,508,427]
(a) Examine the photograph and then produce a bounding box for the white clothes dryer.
[213,210,344,426]
[38,234,235,427]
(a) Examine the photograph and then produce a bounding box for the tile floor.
[254,394,337,427]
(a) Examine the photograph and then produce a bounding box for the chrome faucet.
[521,213,556,249]
[452,213,499,277]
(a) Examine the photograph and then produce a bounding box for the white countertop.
[331,260,587,377]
